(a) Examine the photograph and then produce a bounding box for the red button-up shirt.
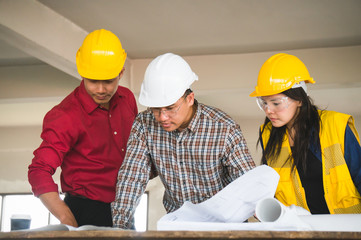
[28,81,138,203]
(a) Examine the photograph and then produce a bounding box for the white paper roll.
[255,197,361,232]
[255,198,286,222]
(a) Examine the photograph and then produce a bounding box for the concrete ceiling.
[1,0,361,61]
[1,0,361,126]
[38,0,361,58]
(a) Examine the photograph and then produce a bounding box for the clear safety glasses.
[149,99,184,118]
[256,96,290,112]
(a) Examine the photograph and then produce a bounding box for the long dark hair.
[259,87,321,172]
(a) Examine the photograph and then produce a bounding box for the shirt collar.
[77,80,122,114]
[184,100,201,133]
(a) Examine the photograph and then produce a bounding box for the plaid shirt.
[112,101,255,228]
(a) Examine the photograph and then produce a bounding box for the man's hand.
[39,192,78,227]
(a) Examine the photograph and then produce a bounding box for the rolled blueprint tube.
[256,198,288,222]
[255,198,361,231]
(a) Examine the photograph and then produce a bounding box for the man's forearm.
[39,192,78,227]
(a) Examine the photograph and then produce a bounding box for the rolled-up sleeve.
[28,110,74,196]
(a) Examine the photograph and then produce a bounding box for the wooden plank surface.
[1,230,361,240]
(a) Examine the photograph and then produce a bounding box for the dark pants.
[64,193,113,227]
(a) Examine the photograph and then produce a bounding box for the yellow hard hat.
[76,29,127,80]
[250,53,315,97]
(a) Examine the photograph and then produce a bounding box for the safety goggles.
[256,96,290,112]
[149,99,184,118]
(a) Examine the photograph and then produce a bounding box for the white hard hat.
[139,53,198,107]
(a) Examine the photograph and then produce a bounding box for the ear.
[296,100,302,107]
[119,68,125,78]
[186,92,195,106]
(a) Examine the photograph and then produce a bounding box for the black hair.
[258,87,321,172]
[183,88,193,97]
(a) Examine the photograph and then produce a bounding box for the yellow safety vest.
[261,110,361,214]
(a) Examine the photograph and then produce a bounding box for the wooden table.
[1,230,361,240]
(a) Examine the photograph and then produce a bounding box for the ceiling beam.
[0,0,87,78]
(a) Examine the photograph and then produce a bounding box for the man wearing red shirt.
[28,29,138,227]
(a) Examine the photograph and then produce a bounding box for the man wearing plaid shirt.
[112,53,256,229]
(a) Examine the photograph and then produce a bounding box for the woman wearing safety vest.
[250,53,361,214]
